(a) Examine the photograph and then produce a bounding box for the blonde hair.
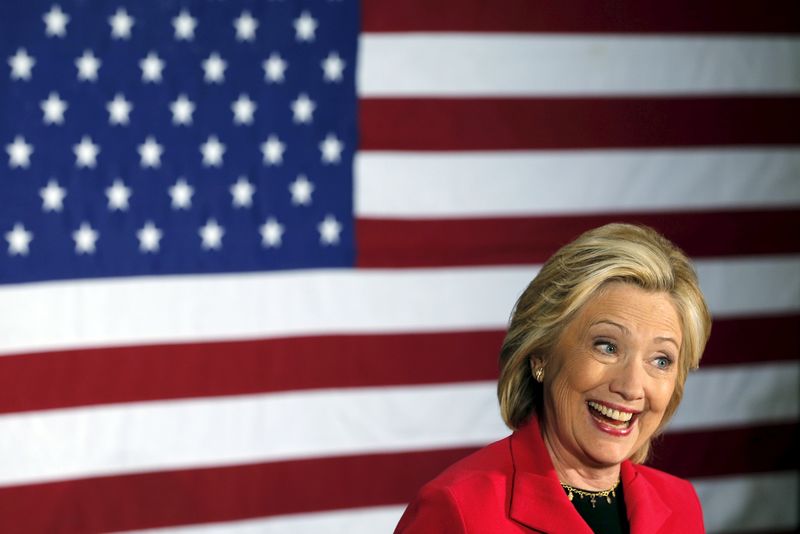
[497,223,711,463]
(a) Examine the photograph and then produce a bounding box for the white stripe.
[358,34,800,96]
[355,148,800,217]
[0,256,798,356]
[126,506,406,534]
[0,382,509,487]
[695,256,800,318]
[670,361,800,431]
[693,471,799,533]
[0,267,527,356]
[1,362,796,488]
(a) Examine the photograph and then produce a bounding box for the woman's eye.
[653,356,672,370]
[594,341,617,354]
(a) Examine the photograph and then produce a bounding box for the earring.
[534,367,544,383]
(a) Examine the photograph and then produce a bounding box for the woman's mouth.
[587,401,639,435]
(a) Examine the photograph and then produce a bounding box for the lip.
[586,400,640,437]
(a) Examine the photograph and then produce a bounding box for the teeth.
[588,401,633,422]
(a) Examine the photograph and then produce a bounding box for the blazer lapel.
[508,420,594,534]
[621,461,672,533]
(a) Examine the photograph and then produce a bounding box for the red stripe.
[0,448,475,532]
[359,97,800,150]
[0,424,794,532]
[362,0,800,33]
[650,423,799,478]
[0,316,795,414]
[702,315,800,367]
[356,210,800,268]
[0,331,503,414]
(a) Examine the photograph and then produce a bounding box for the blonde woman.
[396,224,710,534]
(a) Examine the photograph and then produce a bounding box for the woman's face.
[538,282,682,469]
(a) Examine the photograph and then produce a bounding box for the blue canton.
[0,0,357,284]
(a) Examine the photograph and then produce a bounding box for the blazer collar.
[621,461,672,533]
[508,419,593,533]
[508,419,672,534]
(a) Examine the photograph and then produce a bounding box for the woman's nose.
[609,358,645,401]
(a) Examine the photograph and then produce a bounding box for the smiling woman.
[395,224,712,534]
[537,283,682,481]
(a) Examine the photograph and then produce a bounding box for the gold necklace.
[560,479,620,508]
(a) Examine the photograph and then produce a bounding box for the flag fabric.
[0,1,798,532]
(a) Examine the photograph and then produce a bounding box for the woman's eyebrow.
[592,321,680,350]
[590,319,629,334]
[655,336,680,350]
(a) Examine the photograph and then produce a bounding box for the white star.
[260,135,286,165]
[106,93,132,125]
[8,48,35,80]
[294,11,318,42]
[6,136,33,168]
[172,9,197,41]
[199,219,224,250]
[234,11,258,42]
[40,92,68,125]
[73,135,99,168]
[75,50,100,81]
[259,217,284,248]
[170,94,195,125]
[5,223,33,256]
[40,179,66,212]
[43,5,70,37]
[6,136,34,169]
[109,7,135,39]
[232,94,256,125]
[140,51,164,83]
[169,178,194,210]
[319,133,344,164]
[291,93,316,124]
[137,221,162,253]
[230,176,255,208]
[289,174,314,206]
[138,136,163,168]
[322,51,345,82]
[105,179,132,211]
[262,52,287,83]
[200,135,225,167]
[73,222,99,254]
[202,52,227,84]
[8,48,36,81]
[318,214,342,245]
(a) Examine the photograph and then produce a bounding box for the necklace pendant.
[567,491,574,501]
[606,495,612,504]
[590,495,597,508]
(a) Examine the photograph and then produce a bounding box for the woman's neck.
[541,425,621,491]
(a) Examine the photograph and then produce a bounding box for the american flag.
[0,1,798,532]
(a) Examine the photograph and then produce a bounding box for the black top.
[564,482,630,534]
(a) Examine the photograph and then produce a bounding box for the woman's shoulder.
[394,434,516,533]
[626,462,703,511]
[629,462,695,492]
[623,462,704,532]
[424,434,515,491]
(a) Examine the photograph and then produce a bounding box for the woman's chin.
[579,414,641,466]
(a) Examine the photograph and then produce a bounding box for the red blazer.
[395,419,704,533]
